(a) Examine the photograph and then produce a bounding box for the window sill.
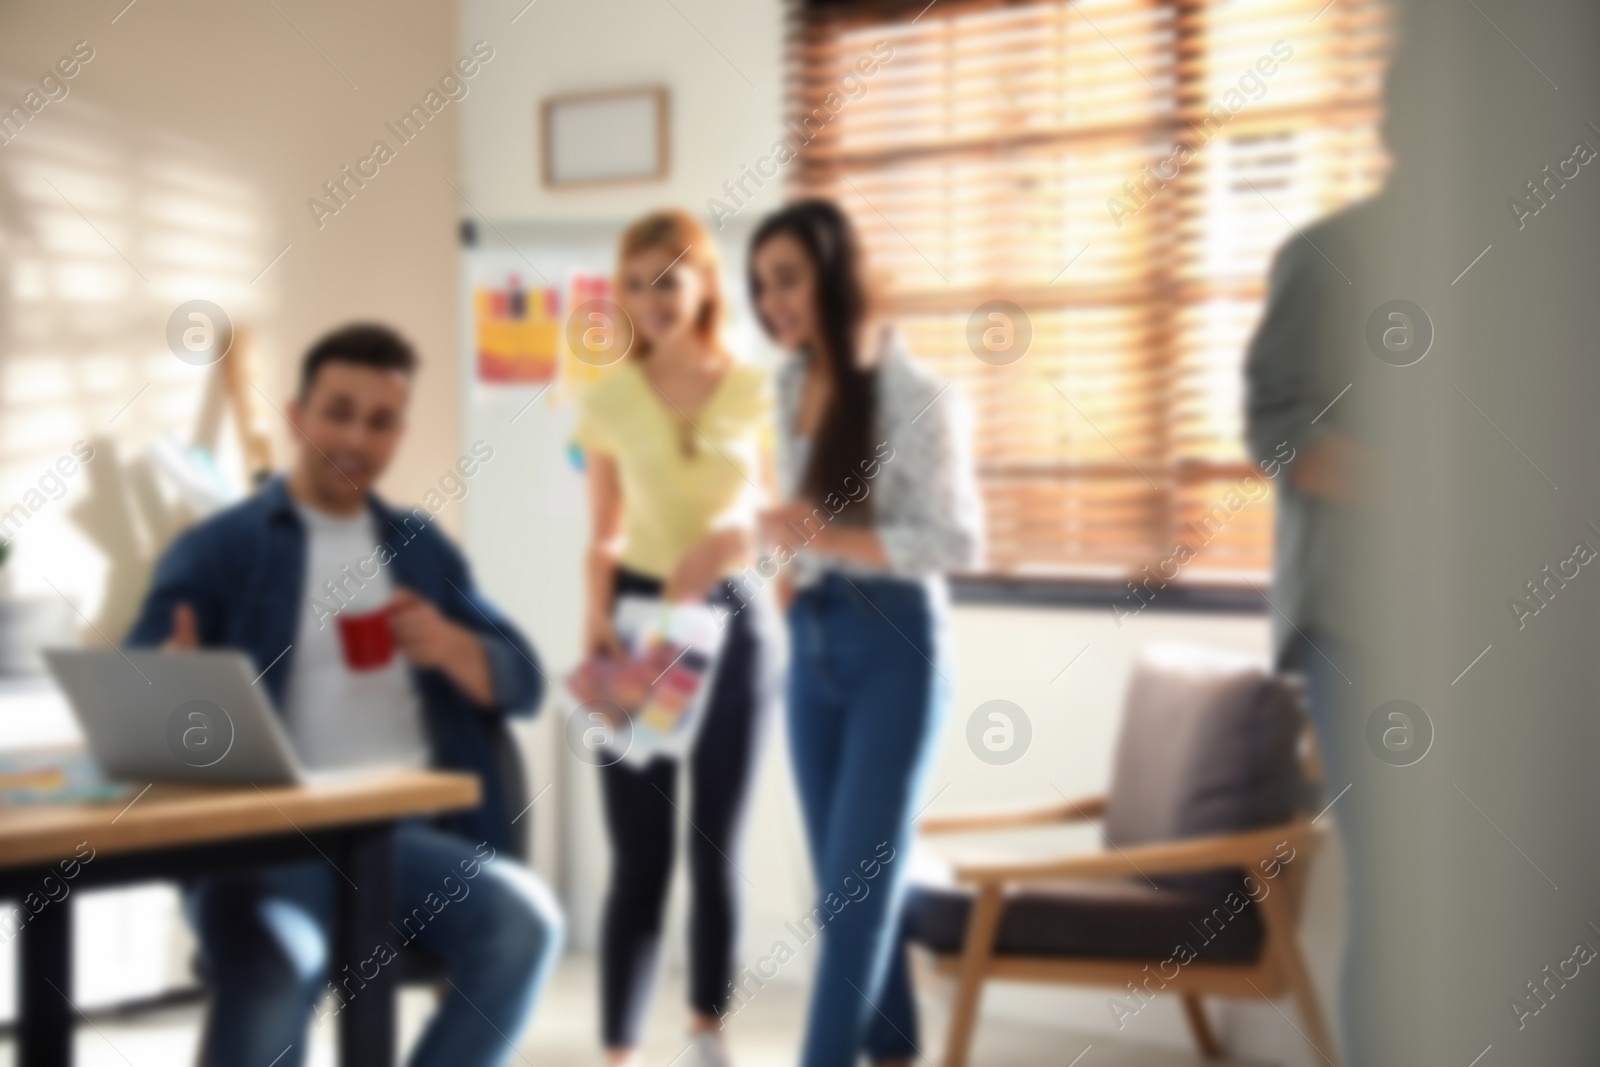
[950,575,1270,615]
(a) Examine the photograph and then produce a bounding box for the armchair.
[906,643,1335,1066]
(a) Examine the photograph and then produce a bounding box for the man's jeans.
[185,822,564,1067]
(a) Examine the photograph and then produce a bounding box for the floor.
[0,954,1266,1066]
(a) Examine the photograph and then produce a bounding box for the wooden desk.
[0,769,480,1067]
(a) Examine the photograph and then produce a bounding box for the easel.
[194,325,275,485]
[70,325,276,640]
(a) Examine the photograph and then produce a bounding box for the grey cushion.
[1103,643,1304,899]
[1105,643,1303,846]
[904,877,1265,963]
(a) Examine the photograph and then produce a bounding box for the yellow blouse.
[574,359,770,580]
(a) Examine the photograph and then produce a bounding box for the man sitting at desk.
[127,324,564,1067]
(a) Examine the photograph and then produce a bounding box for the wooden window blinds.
[788,0,1392,583]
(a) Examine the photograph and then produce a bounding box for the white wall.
[459,0,785,226]
[456,2,1342,1063]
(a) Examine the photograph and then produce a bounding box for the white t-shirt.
[283,503,429,771]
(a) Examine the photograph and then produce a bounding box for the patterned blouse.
[774,327,985,588]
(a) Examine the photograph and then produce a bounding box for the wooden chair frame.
[919,789,1336,1067]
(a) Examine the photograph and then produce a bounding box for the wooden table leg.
[19,896,73,1067]
[336,824,397,1067]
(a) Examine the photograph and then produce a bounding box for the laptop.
[45,648,314,785]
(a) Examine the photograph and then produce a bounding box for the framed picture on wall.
[541,86,670,188]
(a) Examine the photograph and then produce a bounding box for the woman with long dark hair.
[575,208,777,1067]
[749,200,983,1067]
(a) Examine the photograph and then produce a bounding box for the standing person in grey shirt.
[1245,188,1381,1067]
[1243,36,1432,1063]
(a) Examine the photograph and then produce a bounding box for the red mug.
[336,606,394,670]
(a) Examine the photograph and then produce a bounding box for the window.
[790,0,1391,585]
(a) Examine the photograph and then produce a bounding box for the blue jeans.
[1291,631,1373,1066]
[185,822,565,1067]
[787,573,949,1067]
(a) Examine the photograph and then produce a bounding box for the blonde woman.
[574,209,775,1067]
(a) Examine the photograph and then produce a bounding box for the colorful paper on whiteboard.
[476,281,561,384]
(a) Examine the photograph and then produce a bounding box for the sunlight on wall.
[0,82,268,625]
[0,80,274,1022]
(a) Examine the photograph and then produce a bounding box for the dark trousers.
[599,567,775,1047]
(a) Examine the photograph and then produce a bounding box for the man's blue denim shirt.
[126,476,544,854]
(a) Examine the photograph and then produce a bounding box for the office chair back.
[489,717,531,863]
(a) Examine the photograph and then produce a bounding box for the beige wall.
[0,0,464,623]
[0,0,466,1014]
